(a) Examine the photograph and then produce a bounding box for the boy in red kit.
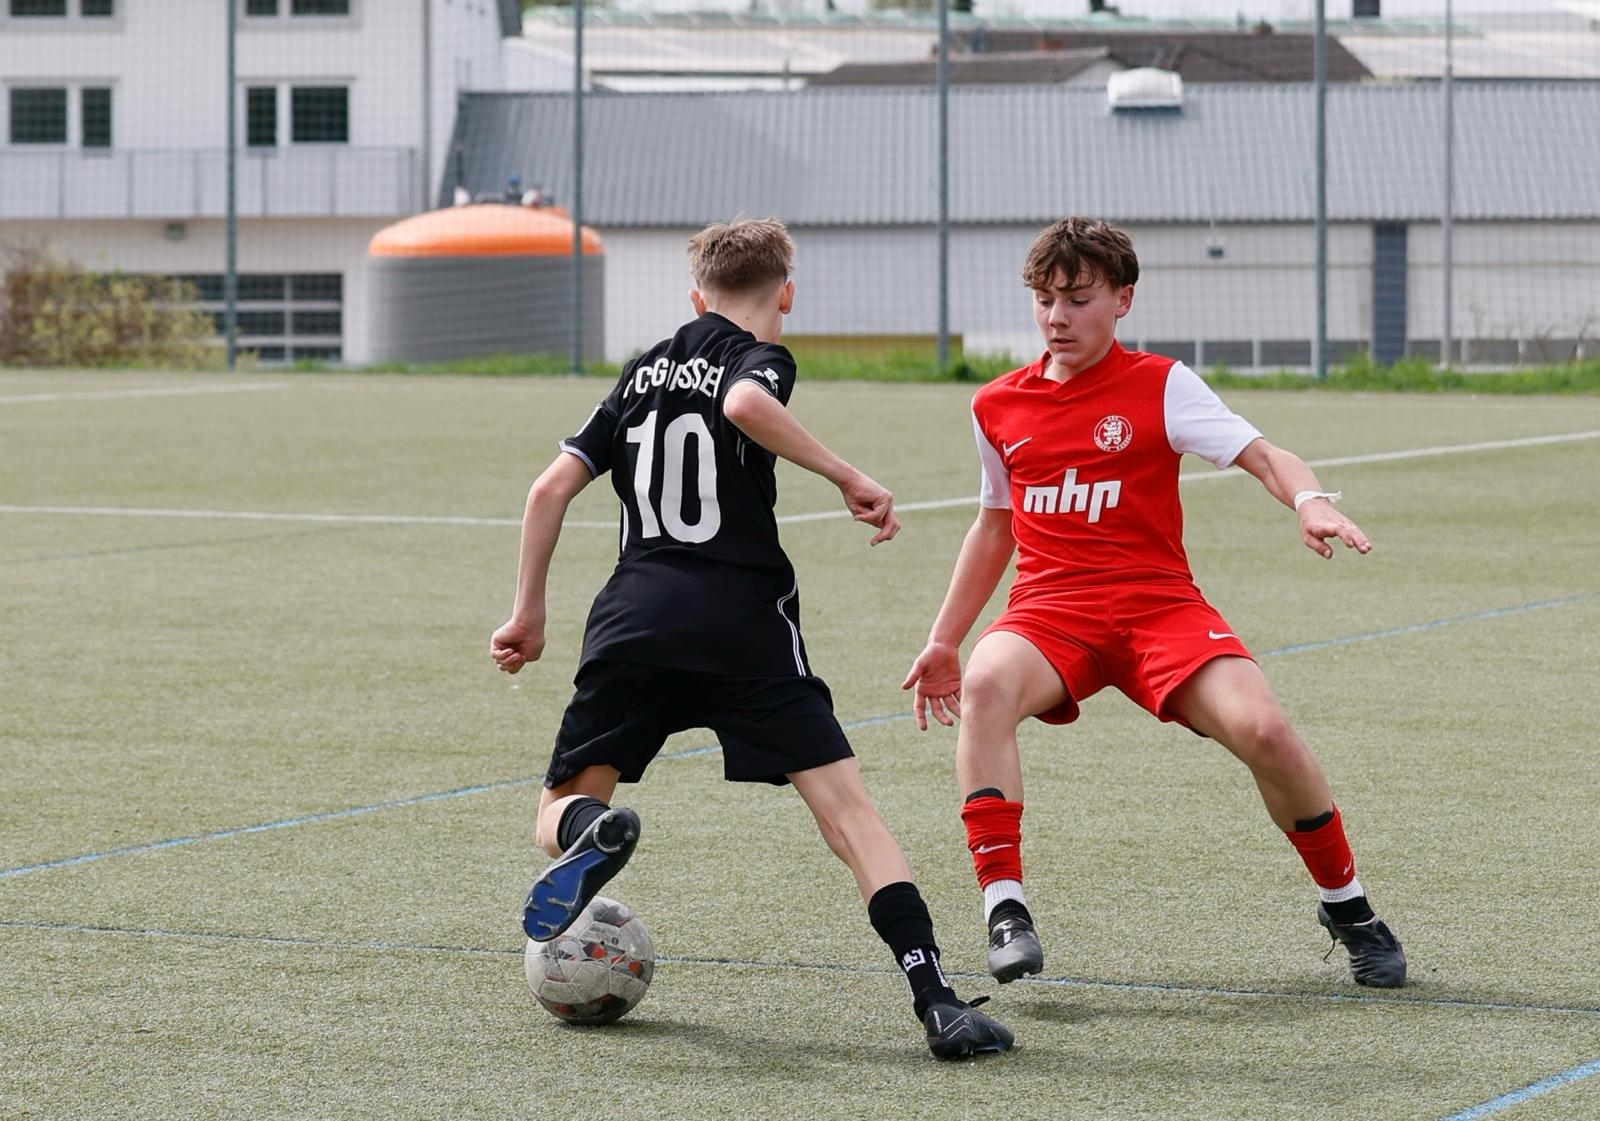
[902,217,1406,988]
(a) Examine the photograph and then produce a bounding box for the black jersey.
[560,313,813,678]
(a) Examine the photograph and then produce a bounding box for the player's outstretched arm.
[1233,438,1372,559]
[902,507,1016,729]
[723,380,899,544]
[490,453,594,674]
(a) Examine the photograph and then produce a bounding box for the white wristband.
[1293,489,1342,511]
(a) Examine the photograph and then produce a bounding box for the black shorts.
[543,659,854,788]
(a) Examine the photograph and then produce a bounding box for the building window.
[1201,340,1254,369]
[245,86,350,146]
[243,0,350,16]
[291,87,347,143]
[7,0,113,13]
[246,87,276,147]
[81,86,111,148]
[170,272,343,364]
[9,87,68,145]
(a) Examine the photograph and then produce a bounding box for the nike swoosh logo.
[1001,437,1032,457]
[974,843,1014,854]
[1208,630,1237,641]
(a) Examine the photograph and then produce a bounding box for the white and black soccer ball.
[523,896,655,1025]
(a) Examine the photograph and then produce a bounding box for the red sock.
[1285,805,1357,890]
[960,796,1024,888]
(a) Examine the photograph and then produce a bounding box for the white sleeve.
[974,409,1010,509]
[1164,362,1262,469]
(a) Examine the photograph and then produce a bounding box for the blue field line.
[1438,1057,1600,1121]
[6,917,1600,1024]
[1262,591,1598,657]
[2,591,1592,883]
[0,713,910,880]
[0,777,542,881]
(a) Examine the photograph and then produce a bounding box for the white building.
[0,0,516,363]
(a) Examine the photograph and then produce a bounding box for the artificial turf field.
[2,370,1597,1121]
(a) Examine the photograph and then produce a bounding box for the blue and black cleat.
[522,807,641,942]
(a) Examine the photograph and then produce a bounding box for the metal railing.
[0,145,417,221]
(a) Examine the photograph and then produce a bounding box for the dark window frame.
[7,0,116,17]
[245,86,277,148]
[9,86,69,145]
[8,0,69,16]
[289,85,348,145]
[242,0,352,17]
[80,85,111,149]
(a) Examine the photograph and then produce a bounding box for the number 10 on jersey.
[624,409,722,544]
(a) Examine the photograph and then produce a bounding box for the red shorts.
[980,581,1254,727]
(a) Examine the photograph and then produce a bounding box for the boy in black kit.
[491,217,1012,1060]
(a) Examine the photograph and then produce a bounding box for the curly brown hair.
[687,218,795,298]
[1021,217,1140,291]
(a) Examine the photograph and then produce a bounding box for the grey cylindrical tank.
[367,203,604,364]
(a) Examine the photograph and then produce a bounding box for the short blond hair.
[687,218,794,298]
[1022,217,1140,290]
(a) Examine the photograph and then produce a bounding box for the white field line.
[2,429,1597,530]
[0,381,290,405]
[779,428,1600,522]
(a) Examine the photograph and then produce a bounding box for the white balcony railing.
[0,146,418,220]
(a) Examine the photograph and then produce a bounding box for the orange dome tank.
[368,203,604,259]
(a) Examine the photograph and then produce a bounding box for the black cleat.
[1318,904,1407,988]
[522,807,641,942]
[988,912,1044,983]
[923,997,1014,1061]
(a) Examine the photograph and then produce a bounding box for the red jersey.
[971,342,1261,600]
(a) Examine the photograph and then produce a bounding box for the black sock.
[989,898,1033,928]
[965,787,1005,803]
[868,881,958,1019]
[1322,895,1377,925]
[555,796,610,851]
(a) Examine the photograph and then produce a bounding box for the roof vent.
[1107,68,1184,111]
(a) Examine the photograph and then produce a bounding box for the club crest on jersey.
[1093,414,1133,453]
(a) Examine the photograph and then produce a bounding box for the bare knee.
[961,663,1024,723]
[534,804,564,856]
[1227,708,1308,774]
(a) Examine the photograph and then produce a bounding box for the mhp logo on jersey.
[1022,469,1122,523]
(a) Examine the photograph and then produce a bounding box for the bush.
[0,245,217,369]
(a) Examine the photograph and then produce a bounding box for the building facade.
[0,0,514,363]
[449,80,1600,368]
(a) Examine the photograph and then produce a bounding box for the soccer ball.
[523,896,655,1025]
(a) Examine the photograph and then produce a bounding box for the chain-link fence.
[2,1,1595,372]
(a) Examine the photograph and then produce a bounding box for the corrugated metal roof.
[446,81,1600,224]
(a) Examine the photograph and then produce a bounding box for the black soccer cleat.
[987,912,1045,983]
[522,807,641,942]
[1317,904,1407,988]
[923,996,1015,1061]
